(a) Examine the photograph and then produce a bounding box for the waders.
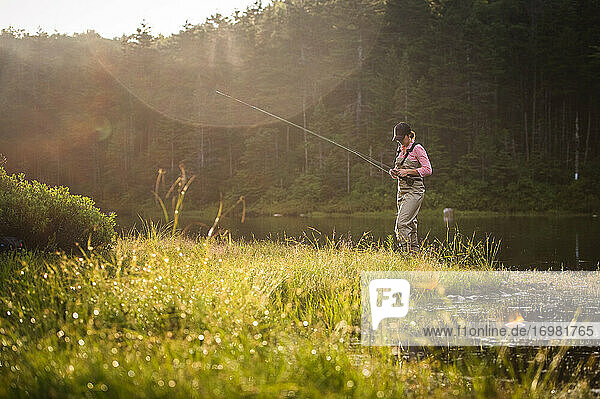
[394,145,425,253]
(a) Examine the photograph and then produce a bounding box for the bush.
[0,167,116,250]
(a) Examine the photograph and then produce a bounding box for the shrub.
[0,167,116,250]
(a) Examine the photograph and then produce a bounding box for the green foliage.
[1,0,599,215]
[0,167,116,250]
[289,173,323,203]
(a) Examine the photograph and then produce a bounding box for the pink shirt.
[398,139,432,177]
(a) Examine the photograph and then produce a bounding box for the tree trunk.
[301,44,308,173]
[275,129,279,165]
[228,131,233,177]
[347,151,350,194]
[319,142,323,170]
[524,111,529,161]
[566,103,570,166]
[561,99,566,163]
[574,113,579,180]
[369,145,373,177]
[356,31,363,138]
[302,94,308,173]
[207,137,211,168]
[380,151,384,182]
[170,132,175,173]
[405,73,409,121]
[531,69,537,154]
[584,98,591,165]
[56,139,61,186]
[286,126,290,174]
[200,127,205,168]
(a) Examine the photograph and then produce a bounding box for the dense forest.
[1,0,599,214]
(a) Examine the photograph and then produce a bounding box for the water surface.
[120,213,600,270]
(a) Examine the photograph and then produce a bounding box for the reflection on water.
[119,214,600,270]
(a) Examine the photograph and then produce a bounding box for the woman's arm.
[397,145,432,177]
[414,145,432,177]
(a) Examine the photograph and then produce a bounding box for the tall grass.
[0,230,596,398]
[151,165,246,238]
[152,164,196,234]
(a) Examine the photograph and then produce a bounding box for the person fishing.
[389,122,432,252]
[215,93,434,251]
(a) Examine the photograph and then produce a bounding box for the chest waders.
[394,143,425,252]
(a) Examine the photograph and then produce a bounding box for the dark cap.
[392,122,413,141]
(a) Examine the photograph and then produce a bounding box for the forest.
[1,0,599,214]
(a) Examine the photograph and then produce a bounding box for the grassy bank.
[0,233,596,398]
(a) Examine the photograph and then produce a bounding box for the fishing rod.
[215,90,391,173]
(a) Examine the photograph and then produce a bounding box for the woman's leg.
[409,201,422,252]
[395,190,423,252]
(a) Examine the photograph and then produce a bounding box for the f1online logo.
[369,279,410,330]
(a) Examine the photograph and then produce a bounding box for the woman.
[389,122,432,252]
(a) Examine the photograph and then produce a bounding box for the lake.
[120,213,600,270]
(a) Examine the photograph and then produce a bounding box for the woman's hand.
[389,169,399,179]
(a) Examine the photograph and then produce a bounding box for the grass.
[0,230,597,398]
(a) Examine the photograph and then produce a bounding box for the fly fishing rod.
[215,90,391,173]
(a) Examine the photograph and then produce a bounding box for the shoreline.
[117,207,595,220]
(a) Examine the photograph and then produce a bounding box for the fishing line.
[215,90,391,173]
[85,40,209,128]
[86,40,391,173]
